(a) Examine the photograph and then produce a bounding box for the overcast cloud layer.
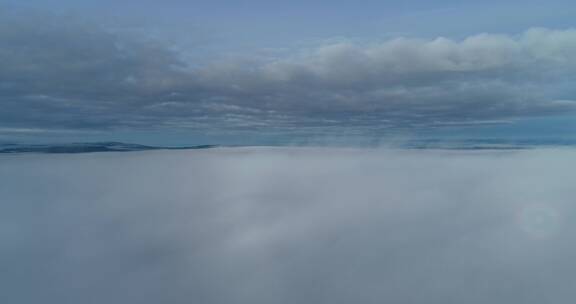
[2,148,576,303]
[3,8,576,133]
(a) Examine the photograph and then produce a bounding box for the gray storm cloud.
[2,147,576,303]
[3,7,576,131]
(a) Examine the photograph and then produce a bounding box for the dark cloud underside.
[2,8,576,132]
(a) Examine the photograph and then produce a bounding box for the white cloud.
[3,148,576,303]
[3,7,576,131]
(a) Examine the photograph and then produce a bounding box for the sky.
[2,0,576,145]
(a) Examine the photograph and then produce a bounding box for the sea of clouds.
[2,147,576,303]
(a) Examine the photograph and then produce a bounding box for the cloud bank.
[3,8,576,132]
[2,148,576,303]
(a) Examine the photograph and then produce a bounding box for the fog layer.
[2,148,576,303]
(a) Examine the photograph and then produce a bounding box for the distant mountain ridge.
[2,138,576,154]
[400,138,576,150]
[0,142,218,154]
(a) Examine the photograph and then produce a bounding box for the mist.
[2,147,576,303]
